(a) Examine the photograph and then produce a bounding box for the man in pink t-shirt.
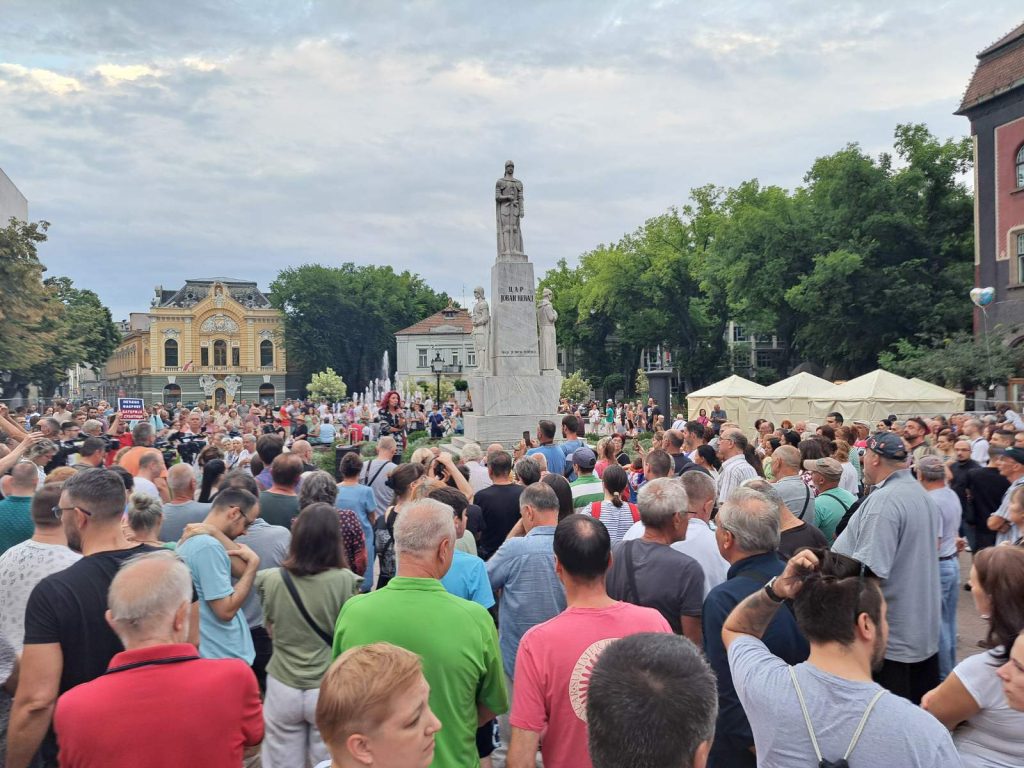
[508,514,671,767]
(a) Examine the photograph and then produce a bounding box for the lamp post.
[430,352,445,404]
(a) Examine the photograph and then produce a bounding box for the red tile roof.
[395,307,472,336]
[958,20,1024,114]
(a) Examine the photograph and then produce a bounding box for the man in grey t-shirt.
[159,465,211,542]
[770,446,813,522]
[723,548,960,768]
[832,431,941,703]
[359,437,396,517]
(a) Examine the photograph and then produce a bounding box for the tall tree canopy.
[270,263,449,391]
[542,123,975,391]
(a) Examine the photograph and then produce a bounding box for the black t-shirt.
[615,451,630,467]
[778,522,828,560]
[24,544,164,694]
[671,452,710,477]
[466,503,484,541]
[966,466,1011,524]
[475,483,524,560]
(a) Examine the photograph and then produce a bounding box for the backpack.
[590,500,640,523]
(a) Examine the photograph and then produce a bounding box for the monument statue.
[471,286,491,375]
[495,160,525,259]
[537,288,558,372]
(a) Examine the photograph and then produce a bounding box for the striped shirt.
[584,500,637,543]
[717,454,759,502]
[570,475,604,509]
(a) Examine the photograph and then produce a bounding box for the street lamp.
[430,352,445,404]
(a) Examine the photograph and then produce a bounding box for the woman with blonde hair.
[124,492,173,549]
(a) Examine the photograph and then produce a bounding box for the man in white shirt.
[133,451,166,501]
[717,429,758,502]
[963,418,991,465]
[459,442,492,493]
[237,434,257,470]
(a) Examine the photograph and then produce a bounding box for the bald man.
[160,463,211,541]
[289,439,317,473]
[0,463,40,555]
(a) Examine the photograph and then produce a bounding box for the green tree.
[270,264,449,391]
[306,368,348,401]
[634,368,649,397]
[560,371,592,402]
[0,220,58,394]
[0,221,120,398]
[879,330,1021,392]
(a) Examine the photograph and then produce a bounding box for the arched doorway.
[163,384,182,405]
[215,387,226,406]
[259,384,275,404]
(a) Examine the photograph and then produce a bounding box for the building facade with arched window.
[102,278,296,406]
[958,21,1024,399]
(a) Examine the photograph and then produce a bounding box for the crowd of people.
[2,391,1024,767]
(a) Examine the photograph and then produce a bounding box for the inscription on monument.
[500,285,535,303]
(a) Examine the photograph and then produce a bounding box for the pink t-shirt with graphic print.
[510,601,671,768]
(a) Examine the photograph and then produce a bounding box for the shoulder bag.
[279,568,333,647]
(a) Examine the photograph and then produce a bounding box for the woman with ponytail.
[585,463,639,543]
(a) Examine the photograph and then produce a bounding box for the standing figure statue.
[537,288,558,372]
[495,160,525,260]
[471,286,491,375]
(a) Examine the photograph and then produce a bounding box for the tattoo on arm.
[724,588,782,640]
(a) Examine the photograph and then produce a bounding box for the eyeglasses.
[52,505,93,521]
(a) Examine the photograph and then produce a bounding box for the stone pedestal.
[465,258,563,447]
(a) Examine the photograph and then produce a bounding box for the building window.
[467,349,476,367]
[1018,232,1024,284]
[451,350,460,366]
[163,339,178,368]
[213,340,227,366]
[755,350,774,369]
[231,347,240,367]
[200,347,209,367]
[418,348,428,368]
[1018,145,1024,189]
[260,340,274,367]
[732,324,746,342]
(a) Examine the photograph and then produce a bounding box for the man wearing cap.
[917,455,965,680]
[833,431,941,703]
[804,457,855,545]
[988,445,1024,545]
[569,447,604,509]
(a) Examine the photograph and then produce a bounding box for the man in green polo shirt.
[333,498,507,768]
[803,457,857,544]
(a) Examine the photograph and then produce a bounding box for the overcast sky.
[1,1,1021,322]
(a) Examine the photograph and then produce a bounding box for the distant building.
[0,167,28,225]
[394,305,476,385]
[102,278,294,406]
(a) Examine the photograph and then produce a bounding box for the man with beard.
[948,440,980,547]
[722,548,960,768]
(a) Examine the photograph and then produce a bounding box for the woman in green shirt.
[257,503,360,768]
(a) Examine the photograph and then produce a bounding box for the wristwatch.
[764,576,786,603]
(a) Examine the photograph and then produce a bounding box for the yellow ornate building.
[103,278,294,406]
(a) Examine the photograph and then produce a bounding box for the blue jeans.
[938,557,960,679]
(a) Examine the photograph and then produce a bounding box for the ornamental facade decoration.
[200,314,239,334]
[258,329,275,341]
[161,328,180,340]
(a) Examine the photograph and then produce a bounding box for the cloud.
[0,1,1021,323]
[0,63,82,95]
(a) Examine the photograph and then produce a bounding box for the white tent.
[686,375,767,435]
[809,370,964,422]
[747,372,835,427]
